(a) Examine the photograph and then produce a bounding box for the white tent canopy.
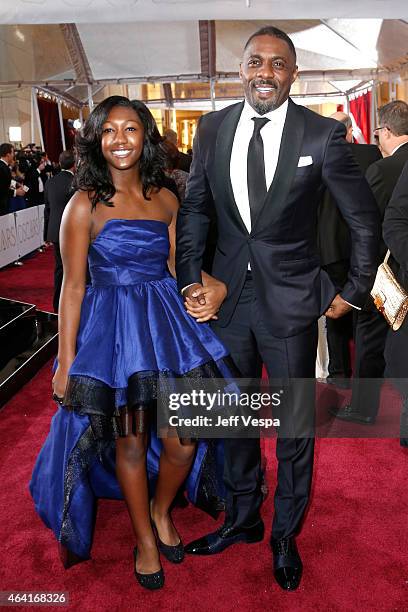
[0,18,407,105]
[1,0,407,24]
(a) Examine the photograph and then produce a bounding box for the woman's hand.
[184,277,227,323]
[52,363,70,403]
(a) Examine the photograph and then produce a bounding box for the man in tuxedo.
[0,143,25,215]
[332,100,408,425]
[318,112,381,383]
[24,154,48,207]
[43,150,75,312]
[383,161,408,446]
[176,26,380,591]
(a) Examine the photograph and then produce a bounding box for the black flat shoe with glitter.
[133,547,164,590]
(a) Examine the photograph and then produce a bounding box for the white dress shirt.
[230,99,288,233]
[182,100,288,292]
[37,168,44,193]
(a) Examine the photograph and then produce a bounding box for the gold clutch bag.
[371,250,408,331]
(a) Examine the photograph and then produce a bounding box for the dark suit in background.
[0,160,13,216]
[176,150,192,173]
[383,161,408,444]
[44,170,74,311]
[367,142,408,224]
[349,142,408,422]
[318,143,381,379]
[25,167,47,207]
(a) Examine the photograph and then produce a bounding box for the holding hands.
[183,275,227,323]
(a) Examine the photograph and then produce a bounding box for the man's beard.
[250,97,279,115]
[245,80,280,115]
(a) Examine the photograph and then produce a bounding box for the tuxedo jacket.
[383,161,408,376]
[176,99,380,338]
[0,161,13,215]
[366,142,408,218]
[317,143,381,268]
[367,141,408,262]
[43,170,74,242]
[176,151,192,173]
[25,168,47,207]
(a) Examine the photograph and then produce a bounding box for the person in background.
[331,100,408,425]
[383,160,408,447]
[43,150,76,312]
[51,161,61,175]
[163,128,192,172]
[8,160,28,213]
[0,143,25,215]
[318,112,381,386]
[163,140,189,202]
[24,154,48,207]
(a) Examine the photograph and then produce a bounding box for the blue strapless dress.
[29,219,233,564]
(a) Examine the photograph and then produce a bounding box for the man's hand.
[183,279,227,323]
[183,283,207,305]
[325,294,352,319]
[15,186,25,197]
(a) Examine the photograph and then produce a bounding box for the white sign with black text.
[38,205,45,244]
[15,206,42,258]
[0,212,19,268]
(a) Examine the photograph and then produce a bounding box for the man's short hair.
[0,143,13,157]
[378,100,408,137]
[32,154,46,169]
[163,128,178,146]
[331,112,352,131]
[244,26,297,63]
[59,149,75,170]
[339,116,352,130]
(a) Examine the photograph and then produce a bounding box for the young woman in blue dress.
[30,96,231,590]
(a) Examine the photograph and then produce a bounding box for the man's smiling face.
[240,34,298,115]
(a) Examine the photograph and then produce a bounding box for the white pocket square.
[297,156,313,167]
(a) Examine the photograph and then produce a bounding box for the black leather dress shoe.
[184,520,264,555]
[329,404,375,424]
[271,537,302,591]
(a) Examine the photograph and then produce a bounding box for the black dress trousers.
[351,304,389,419]
[212,276,317,539]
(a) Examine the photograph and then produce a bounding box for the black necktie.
[247,116,270,225]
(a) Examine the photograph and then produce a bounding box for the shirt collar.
[241,98,289,125]
[0,158,9,166]
[391,140,408,156]
[61,169,74,175]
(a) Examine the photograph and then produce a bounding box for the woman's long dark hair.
[74,96,166,208]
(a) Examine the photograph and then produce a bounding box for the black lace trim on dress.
[63,356,240,439]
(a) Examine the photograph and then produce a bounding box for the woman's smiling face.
[101,105,144,171]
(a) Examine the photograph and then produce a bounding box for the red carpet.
[0,246,54,311]
[0,250,407,611]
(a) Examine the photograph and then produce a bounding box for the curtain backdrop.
[37,97,63,162]
[349,91,371,144]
